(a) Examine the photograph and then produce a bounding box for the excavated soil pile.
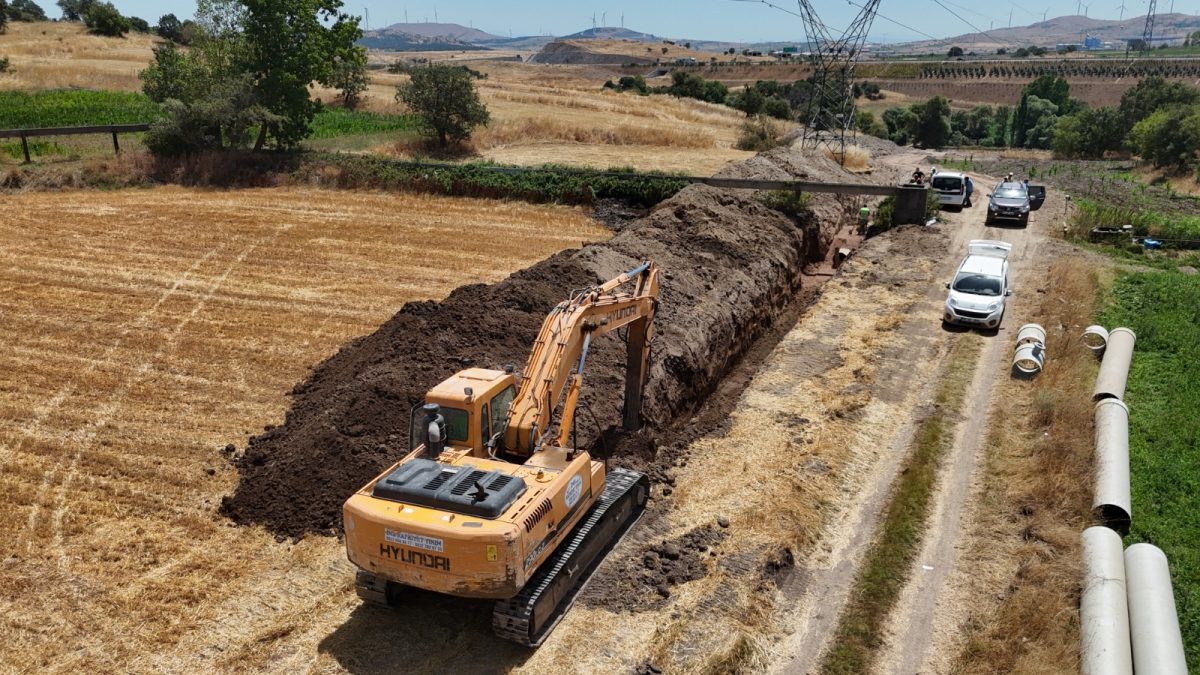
[222,151,864,538]
[585,524,728,611]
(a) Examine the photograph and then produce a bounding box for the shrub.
[127,16,149,33]
[736,115,782,151]
[83,2,130,37]
[156,13,182,41]
[0,56,8,73]
[761,96,792,120]
[324,46,368,109]
[7,0,48,21]
[760,189,811,218]
[144,75,280,156]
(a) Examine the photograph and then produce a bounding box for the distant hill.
[562,27,662,42]
[359,22,498,51]
[894,12,1200,52]
[374,22,501,42]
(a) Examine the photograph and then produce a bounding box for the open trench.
[211,146,896,671]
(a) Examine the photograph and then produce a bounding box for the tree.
[882,106,917,145]
[6,0,48,21]
[128,16,150,32]
[142,41,210,103]
[1052,107,1124,158]
[1118,76,1200,135]
[990,106,1010,147]
[856,110,888,138]
[84,2,130,36]
[240,0,363,149]
[996,47,1008,55]
[911,95,951,148]
[947,46,964,57]
[0,1,8,33]
[57,0,93,21]
[156,13,183,41]
[735,85,765,116]
[324,44,367,109]
[397,64,490,147]
[1128,105,1200,170]
[761,96,791,120]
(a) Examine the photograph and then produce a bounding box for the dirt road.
[770,153,1063,674]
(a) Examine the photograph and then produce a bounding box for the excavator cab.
[407,368,519,458]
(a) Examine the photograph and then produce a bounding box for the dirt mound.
[529,40,656,65]
[579,524,728,611]
[221,151,862,538]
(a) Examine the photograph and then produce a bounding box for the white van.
[943,240,1012,329]
[931,171,971,209]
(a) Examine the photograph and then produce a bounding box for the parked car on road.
[943,240,1013,329]
[931,171,970,209]
[986,181,1045,226]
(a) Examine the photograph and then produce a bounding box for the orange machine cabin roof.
[427,368,510,400]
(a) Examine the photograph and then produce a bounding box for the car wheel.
[1021,215,1029,228]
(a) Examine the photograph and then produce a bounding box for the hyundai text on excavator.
[343,262,660,646]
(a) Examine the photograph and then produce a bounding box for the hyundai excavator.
[343,262,659,646]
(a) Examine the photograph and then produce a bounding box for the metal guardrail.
[0,123,152,163]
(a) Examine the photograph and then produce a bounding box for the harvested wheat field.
[0,186,607,671]
[0,22,157,91]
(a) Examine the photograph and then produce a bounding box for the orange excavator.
[343,262,659,646]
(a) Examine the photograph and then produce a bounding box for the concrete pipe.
[1125,543,1188,675]
[1080,526,1133,675]
[1083,325,1110,355]
[1093,399,1132,535]
[1015,323,1046,348]
[1093,328,1136,402]
[1012,342,1045,375]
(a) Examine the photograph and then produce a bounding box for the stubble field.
[0,186,608,671]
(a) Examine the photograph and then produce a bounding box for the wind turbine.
[1082,2,1090,17]
[1118,0,1126,20]
[602,11,607,27]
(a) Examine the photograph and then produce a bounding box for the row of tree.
[869,75,1200,172]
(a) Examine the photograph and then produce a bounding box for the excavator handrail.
[502,262,660,456]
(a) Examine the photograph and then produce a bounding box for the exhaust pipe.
[1125,543,1187,675]
[1093,328,1136,401]
[1093,399,1132,534]
[1080,526,1133,675]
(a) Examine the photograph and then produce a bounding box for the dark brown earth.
[220,151,856,537]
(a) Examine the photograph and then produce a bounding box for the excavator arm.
[501,261,660,457]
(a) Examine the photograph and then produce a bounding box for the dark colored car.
[986,182,1045,227]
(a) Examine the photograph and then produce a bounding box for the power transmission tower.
[793,0,882,158]
[1141,0,1157,55]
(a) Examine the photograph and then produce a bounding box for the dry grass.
[473,116,717,150]
[0,21,157,91]
[0,186,608,671]
[952,257,1102,673]
[823,146,872,173]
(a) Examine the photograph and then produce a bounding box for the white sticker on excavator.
[565,475,584,509]
[385,529,444,553]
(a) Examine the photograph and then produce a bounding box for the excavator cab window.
[408,404,470,453]
[442,408,469,443]
[481,404,491,443]
[490,386,516,438]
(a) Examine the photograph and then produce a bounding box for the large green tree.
[6,0,46,21]
[56,0,93,21]
[1128,105,1200,170]
[241,0,361,148]
[83,2,130,37]
[1119,77,1200,136]
[397,64,490,147]
[0,1,8,32]
[911,95,951,148]
[1052,107,1124,158]
[323,44,368,109]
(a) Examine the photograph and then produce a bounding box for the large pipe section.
[1093,328,1136,401]
[1080,526,1133,675]
[1093,399,1132,534]
[1083,325,1110,356]
[1125,543,1188,675]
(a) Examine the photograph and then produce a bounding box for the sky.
[24,0,1200,43]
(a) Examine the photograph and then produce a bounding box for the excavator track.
[492,467,649,647]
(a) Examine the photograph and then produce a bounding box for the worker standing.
[965,176,974,207]
[858,205,870,232]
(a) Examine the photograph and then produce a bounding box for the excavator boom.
[503,262,659,456]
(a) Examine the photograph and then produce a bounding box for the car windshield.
[995,187,1025,199]
[932,176,961,190]
[953,273,1003,297]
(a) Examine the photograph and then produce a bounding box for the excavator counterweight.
[342,262,660,645]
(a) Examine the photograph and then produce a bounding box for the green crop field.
[1101,270,1200,671]
[0,90,166,128]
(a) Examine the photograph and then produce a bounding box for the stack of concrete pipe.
[1080,327,1186,674]
[1012,323,1047,375]
[1080,528,1187,674]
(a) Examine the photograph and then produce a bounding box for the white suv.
[943,240,1012,329]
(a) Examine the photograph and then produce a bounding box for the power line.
[930,0,1012,44]
[733,0,940,42]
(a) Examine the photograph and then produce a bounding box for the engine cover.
[371,458,527,519]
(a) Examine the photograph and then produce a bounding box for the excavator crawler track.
[492,468,649,646]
